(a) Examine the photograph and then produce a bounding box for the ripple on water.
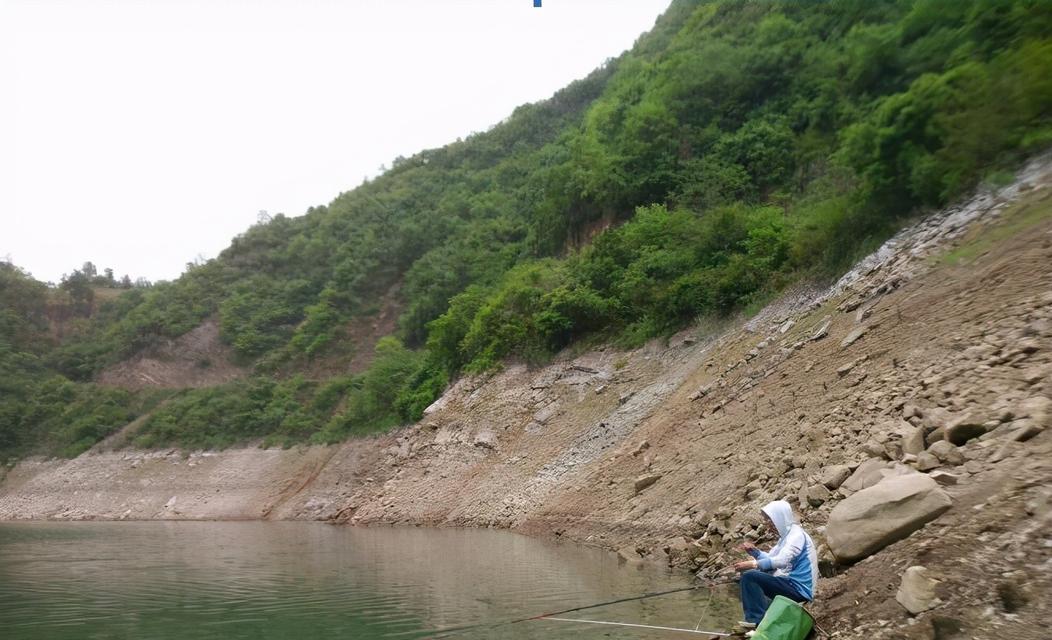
[0,522,739,639]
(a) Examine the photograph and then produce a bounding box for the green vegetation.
[3,0,1051,458]
[939,189,1052,266]
[0,263,162,459]
[132,337,434,449]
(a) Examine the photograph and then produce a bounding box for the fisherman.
[730,500,818,634]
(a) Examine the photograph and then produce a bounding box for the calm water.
[0,522,739,639]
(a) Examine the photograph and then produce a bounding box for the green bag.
[752,595,814,640]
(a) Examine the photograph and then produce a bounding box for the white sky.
[0,0,670,284]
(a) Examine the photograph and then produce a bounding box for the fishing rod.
[540,616,732,637]
[412,576,739,639]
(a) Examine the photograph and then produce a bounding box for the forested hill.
[3,0,1050,460]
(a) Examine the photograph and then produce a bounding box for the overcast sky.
[0,0,670,284]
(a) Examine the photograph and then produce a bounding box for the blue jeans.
[739,570,808,624]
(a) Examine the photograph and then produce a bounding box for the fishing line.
[542,616,732,636]
[408,577,738,639]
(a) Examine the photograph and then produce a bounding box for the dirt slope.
[97,319,246,389]
[3,157,1051,639]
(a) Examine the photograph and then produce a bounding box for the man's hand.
[738,541,756,553]
[732,559,758,572]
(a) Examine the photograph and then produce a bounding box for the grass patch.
[940,190,1052,266]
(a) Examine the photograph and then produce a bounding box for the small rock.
[991,441,1019,463]
[1012,338,1041,356]
[801,483,832,507]
[944,412,987,445]
[928,470,960,486]
[927,441,964,466]
[921,407,953,432]
[820,464,852,490]
[962,460,984,474]
[884,440,904,461]
[840,458,890,495]
[862,439,888,459]
[473,430,498,449]
[616,547,643,564]
[925,428,945,447]
[1020,396,1051,427]
[1021,365,1051,386]
[900,424,927,456]
[896,566,941,614]
[634,474,662,494]
[689,384,713,401]
[916,451,941,471]
[1011,420,1045,442]
[841,326,868,348]
[811,319,831,341]
[533,405,558,425]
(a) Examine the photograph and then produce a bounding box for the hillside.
[3,0,1050,463]
[3,155,1050,639]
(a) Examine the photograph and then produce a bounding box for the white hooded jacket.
[746,500,819,600]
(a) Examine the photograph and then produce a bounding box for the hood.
[761,500,795,538]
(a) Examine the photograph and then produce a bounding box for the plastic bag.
[753,595,814,640]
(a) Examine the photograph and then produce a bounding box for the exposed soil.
[3,157,1051,639]
[302,281,405,379]
[96,318,246,389]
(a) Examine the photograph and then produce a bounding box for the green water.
[0,522,739,639]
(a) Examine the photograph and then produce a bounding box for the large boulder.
[826,473,952,562]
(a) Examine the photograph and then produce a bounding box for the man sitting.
[731,500,818,634]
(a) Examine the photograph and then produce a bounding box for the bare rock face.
[896,566,941,614]
[826,473,953,562]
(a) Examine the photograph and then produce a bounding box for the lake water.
[0,522,740,639]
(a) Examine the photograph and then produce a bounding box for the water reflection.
[0,522,738,639]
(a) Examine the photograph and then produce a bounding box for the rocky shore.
[3,156,1051,639]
